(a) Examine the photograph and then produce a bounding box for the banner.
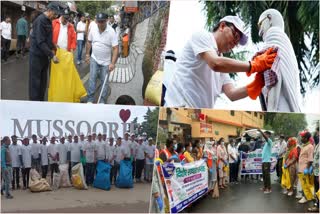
[200,123,212,134]
[161,159,208,213]
[240,148,278,174]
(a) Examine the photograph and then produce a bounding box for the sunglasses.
[227,25,241,42]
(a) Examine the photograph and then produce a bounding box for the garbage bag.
[71,163,88,190]
[48,48,87,102]
[29,169,52,192]
[116,160,133,188]
[298,173,315,200]
[52,172,61,191]
[145,70,163,106]
[281,167,291,189]
[59,164,72,188]
[93,161,112,191]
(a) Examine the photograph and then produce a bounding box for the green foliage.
[76,1,113,17]
[264,112,307,137]
[156,127,168,146]
[141,107,160,139]
[202,0,319,95]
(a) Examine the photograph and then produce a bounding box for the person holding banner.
[159,139,179,163]
[258,129,273,194]
[217,138,228,189]
[283,137,298,196]
[183,142,194,163]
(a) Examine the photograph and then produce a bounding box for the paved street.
[1,44,144,105]
[1,182,151,213]
[186,176,311,213]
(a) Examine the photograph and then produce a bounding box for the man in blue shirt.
[1,136,13,199]
[15,13,28,58]
[259,129,273,194]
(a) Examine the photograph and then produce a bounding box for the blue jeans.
[1,167,12,196]
[77,40,84,62]
[88,57,109,103]
[86,163,95,185]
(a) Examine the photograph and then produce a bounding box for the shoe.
[296,195,303,199]
[298,197,308,204]
[260,187,266,191]
[77,61,81,65]
[287,191,293,196]
[6,195,13,199]
[264,190,271,194]
[283,189,288,194]
[308,206,319,212]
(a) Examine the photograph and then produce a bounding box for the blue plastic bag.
[116,160,133,188]
[93,161,112,191]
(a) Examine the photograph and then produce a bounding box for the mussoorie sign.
[0,100,152,138]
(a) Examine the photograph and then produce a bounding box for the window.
[230,110,235,116]
[260,114,263,119]
[246,111,251,114]
[254,112,258,117]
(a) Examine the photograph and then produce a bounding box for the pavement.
[1,182,151,213]
[186,175,313,213]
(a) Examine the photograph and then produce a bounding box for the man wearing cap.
[20,138,32,189]
[85,12,119,104]
[29,2,61,101]
[145,137,156,182]
[52,6,76,53]
[76,14,86,65]
[164,15,277,109]
[275,134,287,183]
[113,137,123,183]
[297,131,314,204]
[258,129,273,194]
[30,134,41,172]
[9,135,21,190]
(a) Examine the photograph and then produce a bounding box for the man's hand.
[85,54,90,64]
[247,47,278,76]
[109,63,115,72]
[52,55,59,64]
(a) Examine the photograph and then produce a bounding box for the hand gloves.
[156,196,163,211]
[181,160,185,165]
[309,166,313,175]
[283,164,288,169]
[246,73,265,100]
[170,155,178,161]
[303,168,309,175]
[247,47,278,76]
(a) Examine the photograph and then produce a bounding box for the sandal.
[307,206,319,212]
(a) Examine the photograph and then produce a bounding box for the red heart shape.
[119,109,131,123]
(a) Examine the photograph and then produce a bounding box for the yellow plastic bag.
[145,70,163,106]
[298,173,315,200]
[281,167,291,189]
[48,48,87,102]
[316,189,320,200]
[71,163,88,190]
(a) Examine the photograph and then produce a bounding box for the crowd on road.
[1,131,156,199]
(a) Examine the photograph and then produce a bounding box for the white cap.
[130,133,135,136]
[219,16,248,46]
[142,132,147,136]
[125,132,130,135]
[148,137,153,141]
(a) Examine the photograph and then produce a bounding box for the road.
[1,182,151,213]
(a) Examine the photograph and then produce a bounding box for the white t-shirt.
[165,31,232,108]
[21,145,32,168]
[40,144,49,166]
[9,144,22,167]
[145,144,155,164]
[57,20,68,50]
[57,143,69,164]
[114,145,122,163]
[120,143,131,158]
[30,142,41,159]
[227,144,238,164]
[105,144,114,163]
[88,25,118,66]
[135,143,146,160]
[48,144,59,164]
[96,141,106,160]
[129,141,138,158]
[70,143,82,163]
[0,21,12,40]
[88,21,97,34]
[84,142,96,163]
[76,21,86,40]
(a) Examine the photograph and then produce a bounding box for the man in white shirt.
[96,133,106,162]
[9,135,21,189]
[48,137,59,184]
[113,137,123,183]
[164,15,277,108]
[58,137,69,165]
[20,138,32,189]
[227,139,239,184]
[130,133,138,180]
[145,138,156,182]
[0,16,12,61]
[70,135,82,167]
[107,137,115,184]
[40,137,49,179]
[85,12,119,104]
[275,135,287,182]
[76,14,86,65]
[30,134,41,172]
[135,137,146,182]
[122,132,131,148]
[83,135,97,185]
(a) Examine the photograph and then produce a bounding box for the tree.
[140,107,160,139]
[203,1,319,95]
[264,112,307,137]
[75,1,113,17]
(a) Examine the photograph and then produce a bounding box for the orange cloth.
[247,47,278,76]
[52,19,76,51]
[246,73,265,100]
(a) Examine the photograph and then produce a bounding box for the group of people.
[152,127,319,212]
[1,131,156,199]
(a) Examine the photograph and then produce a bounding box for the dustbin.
[122,35,129,57]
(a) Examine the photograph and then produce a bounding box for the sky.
[165,1,320,114]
